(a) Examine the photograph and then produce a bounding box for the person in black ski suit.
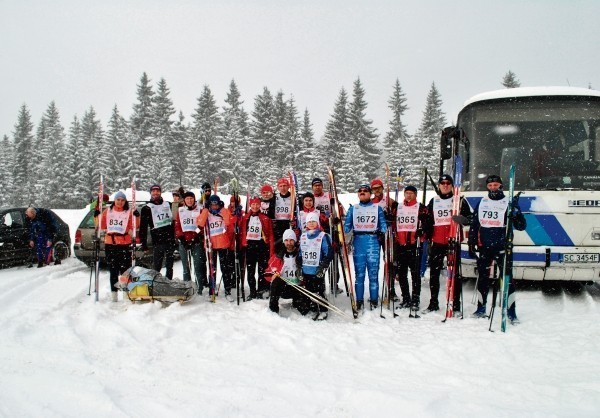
[469,174,526,322]
[139,184,176,280]
[423,174,472,313]
[266,229,309,315]
[25,207,59,267]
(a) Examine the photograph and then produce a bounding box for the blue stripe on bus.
[461,250,562,262]
[464,196,574,246]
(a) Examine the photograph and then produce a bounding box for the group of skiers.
[94,170,526,323]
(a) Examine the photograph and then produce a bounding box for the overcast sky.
[1,0,599,143]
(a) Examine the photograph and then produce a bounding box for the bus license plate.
[562,253,600,263]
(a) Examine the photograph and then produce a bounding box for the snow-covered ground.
[1,209,599,417]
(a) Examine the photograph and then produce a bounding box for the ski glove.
[133,209,140,217]
[332,216,341,225]
[377,232,386,246]
[416,229,424,238]
[316,268,325,279]
[93,209,101,217]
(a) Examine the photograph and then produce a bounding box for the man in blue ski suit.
[468,174,526,322]
[25,207,59,267]
[344,184,387,310]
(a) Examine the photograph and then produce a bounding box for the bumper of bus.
[460,245,600,281]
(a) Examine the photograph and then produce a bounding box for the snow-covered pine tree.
[34,102,68,207]
[295,108,316,187]
[281,95,302,182]
[502,70,521,88]
[12,104,35,206]
[269,91,289,182]
[348,77,380,182]
[187,85,222,187]
[319,87,357,191]
[147,77,176,189]
[414,82,446,187]
[171,111,188,188]
[104,106,132,192]
[130,72,155,187]
[384,79,415,183]
[64,116,87,207]
[0,135,14,207]
[221,79,250,187]
[320,88,349,174]
[250,87,277,184]
[80,107,105,198]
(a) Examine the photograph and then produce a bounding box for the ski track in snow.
[0,210,599,417]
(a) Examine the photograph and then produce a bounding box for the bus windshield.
[458,97,600,191]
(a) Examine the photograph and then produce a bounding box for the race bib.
[433,197,453,226]
[300,231,324,267]
[275,195,292,220]
[281,256,299,285]
[208,213,226,236]
[396,203,419,232]
[353,204,378,232]
[179,206,201,232]
[314,193,331,214]
[106,209,129,234]
[246,215,263,241]
[148,202,172,229]
[479,197,508,228]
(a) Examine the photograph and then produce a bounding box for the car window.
[80,211,96,228]
[3,211,25,229]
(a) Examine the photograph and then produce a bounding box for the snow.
[462,86,600,109]
[1,209,600,417]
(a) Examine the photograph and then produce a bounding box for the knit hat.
[201,182,212,191]
[208,195,221,204]
[249,196,261,205]
[438,174,454,185]
[282,229,297,242]
[305,212,320,225]
[302,191,314,201]
[114,191,127,201]
[150,184,161,192]
[404,185,418,194]
[370,178,384,188]
[183,191,196,200]
[312,178,323,186]
[486,174,503,184]
[277,177,290,187]
[260,184,273,193]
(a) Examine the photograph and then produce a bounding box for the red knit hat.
[249,196,261,205]
[260,184,273,193]
[277,177,290,187]
[370,179,384,188]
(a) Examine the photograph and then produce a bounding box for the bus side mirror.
[440,126,455,160]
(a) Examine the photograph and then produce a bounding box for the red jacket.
[392,200,429,246]
[174,204,203,243]
[240,210,275,255]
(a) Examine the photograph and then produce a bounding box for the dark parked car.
[0,207,71,268]
[74,206,153,268]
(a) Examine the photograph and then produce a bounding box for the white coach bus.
[441,87,600,282]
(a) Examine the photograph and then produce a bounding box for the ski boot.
[422,300,439,313]
[369,299,378,310]
[507,306,519,324]
[356,300,364,311]
[472,304,487,318]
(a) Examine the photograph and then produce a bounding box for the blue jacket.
[28,208,58,242]
[299,229,333,276]
[469,191,526,250]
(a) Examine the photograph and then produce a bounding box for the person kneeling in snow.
[265,229,309,315]
[300,212,333,321]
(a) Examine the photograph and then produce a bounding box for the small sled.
[119,266,197,304]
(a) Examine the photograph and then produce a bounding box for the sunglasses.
[439,181,452,186]
[358,189,371,193]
